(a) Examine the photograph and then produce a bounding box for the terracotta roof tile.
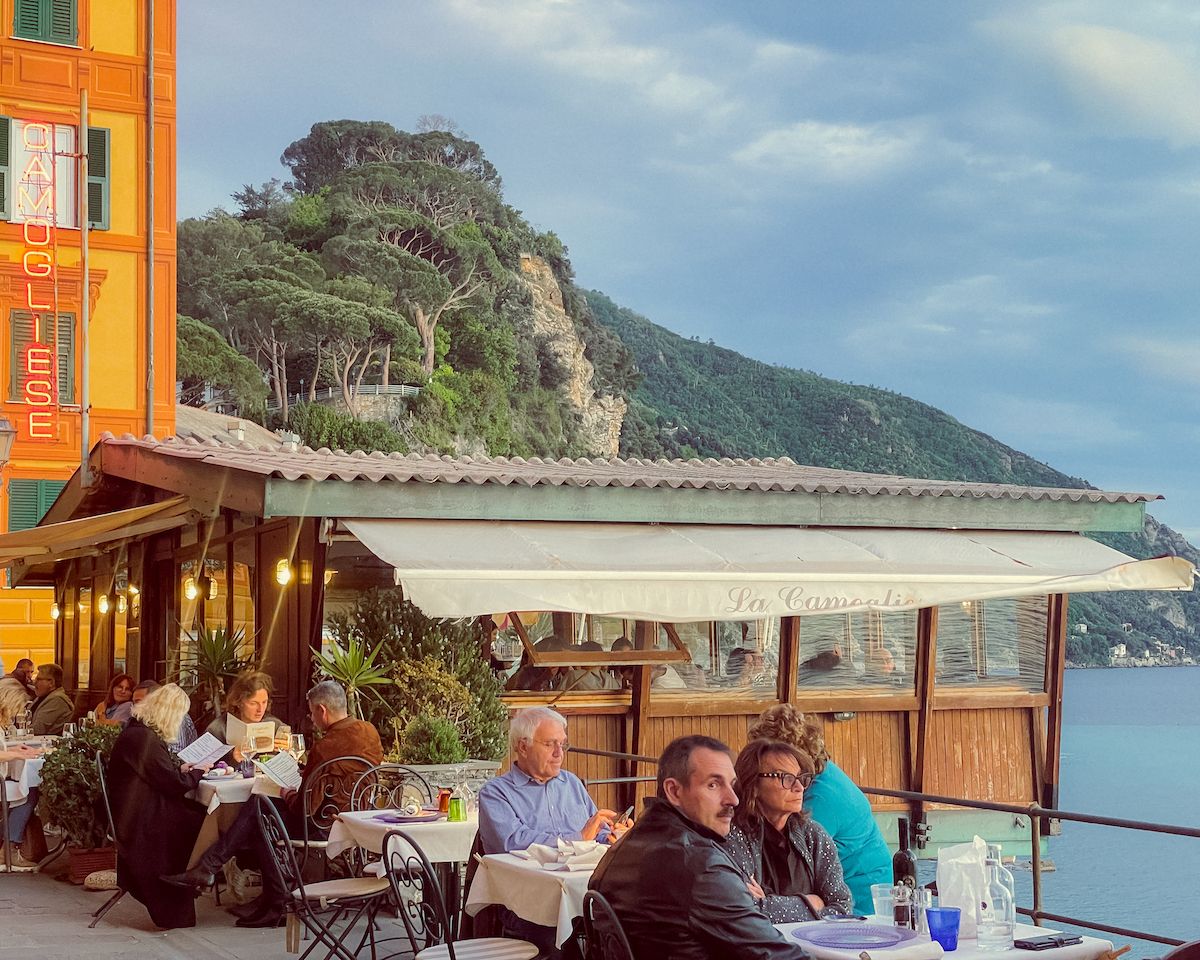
[95,433,1162,504]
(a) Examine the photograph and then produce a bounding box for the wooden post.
[1042,594,1068,810]
[779,617,800,704]
[910,606,937,840]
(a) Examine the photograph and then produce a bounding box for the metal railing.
[569,745,1193,948]
[861,786,1194,948]
[266,383,422,411]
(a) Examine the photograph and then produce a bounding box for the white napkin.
[512,838,607,871]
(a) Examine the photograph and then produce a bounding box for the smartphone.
[618,805,634,823]
[1015,935,1083,950]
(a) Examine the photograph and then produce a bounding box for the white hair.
[508,706,567,757]
[132,682,190,744]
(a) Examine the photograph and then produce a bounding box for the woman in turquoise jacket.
[749,704,892,914]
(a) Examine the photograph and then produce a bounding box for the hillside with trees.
[177,119,1199,666]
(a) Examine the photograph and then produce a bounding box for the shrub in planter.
[38,724,122,850]
[398,714,467,765]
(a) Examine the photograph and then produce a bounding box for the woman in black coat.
[107,683,210,929]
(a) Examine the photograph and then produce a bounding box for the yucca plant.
[177,622,256,721]
[312,634,392,719]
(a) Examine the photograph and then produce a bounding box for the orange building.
[0,0,176,682]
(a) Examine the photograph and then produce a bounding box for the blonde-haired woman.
[108,683,211,929]
[1,676,44,868]
[749,704,891,916]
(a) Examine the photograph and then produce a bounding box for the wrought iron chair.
[291,754,374,875]
[257,796,391,960]
[88,749,127,927]
[382,828,537,960]
[349,762,434,812]
[582,890,635,960]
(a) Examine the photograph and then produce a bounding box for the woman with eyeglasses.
[749,704,891,916]
[725,738,853,922]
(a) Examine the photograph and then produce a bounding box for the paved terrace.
[0,871,307,960]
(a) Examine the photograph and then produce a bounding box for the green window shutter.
[0,116,9,220]
[7,479,66,532]
[8,310,74,403]
[87,127,110,230]
[13,0,43,40]
[47,0,75,44]
[56,312,75,404]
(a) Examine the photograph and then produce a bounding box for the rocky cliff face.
[519,254,626,457]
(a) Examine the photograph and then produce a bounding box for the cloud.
[984,17,1200,146]
[1119,337,1200,385]
[732,120,923,181]
[845,275,1058,358]
[973,393,1140,449]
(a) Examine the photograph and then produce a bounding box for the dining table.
[188,773,282,868]
[327,809,479,932]
[773,920,1114,960]
[464,852,595,947]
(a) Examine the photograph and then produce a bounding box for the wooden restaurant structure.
[0,432,1192,852]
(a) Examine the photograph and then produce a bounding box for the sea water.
[1009,666,1200,949]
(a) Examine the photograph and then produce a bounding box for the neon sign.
[17,121,58,440]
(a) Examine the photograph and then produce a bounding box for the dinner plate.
[202,770,242,781]
[791,923,920,949]
[371,811,445,824]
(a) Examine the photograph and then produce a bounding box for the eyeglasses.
[531,738,570,753]
[758,771,814,791]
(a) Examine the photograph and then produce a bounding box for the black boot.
[161,865,217,890]
[229,893,271,919]
[235,901,286,928]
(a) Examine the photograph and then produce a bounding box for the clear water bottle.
[977,843,1016,950]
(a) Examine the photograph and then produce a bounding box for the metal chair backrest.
[1161,942,1200,960]
[349,763,433,811]
[256,795,308,901]
[94,750,117,845]
[582,890,635,960]
[302,754,374,832]
[381,829,456,959]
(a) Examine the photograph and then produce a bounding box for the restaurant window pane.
[502,611,566,692]
[77,583,91,688]
[113,591,128,675]
[796,611,918,692]
[651,619,781,695]
[935,598,1047,690]
[232,536,256,656]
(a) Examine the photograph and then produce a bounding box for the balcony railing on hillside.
[568,746,1193,948]
[266,383,422,412]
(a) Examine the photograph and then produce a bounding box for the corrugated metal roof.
[95,433,1161,504]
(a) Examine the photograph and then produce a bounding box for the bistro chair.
[382,828,537,960]
[257,795,390,960]
[349,762,434,811]
[291,754,374,875]
[581,891,634,960]
[88,750,127,928]
[1159,942,1200,960]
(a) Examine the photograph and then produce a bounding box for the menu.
[254,751,302,791]
[225,715,275,753]
[178,732,232,767]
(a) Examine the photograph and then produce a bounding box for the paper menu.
[225,714,275,753]
[255,750,302,790]
[178,732,232,767]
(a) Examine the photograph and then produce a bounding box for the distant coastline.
[1065,660,1199,670]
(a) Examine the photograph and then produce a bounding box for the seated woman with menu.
[205,670,284,758]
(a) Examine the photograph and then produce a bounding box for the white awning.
[342,519,1194,621]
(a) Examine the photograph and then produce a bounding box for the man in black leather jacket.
[590,735,808,960]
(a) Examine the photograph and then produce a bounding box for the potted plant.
[177,622,256,726]
[37,724,123,883]
[397,714,467,765]
[311,633,391,720]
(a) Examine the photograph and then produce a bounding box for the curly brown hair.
[733,738,814,827]
[748,703,830,775]
[225,670,274,716]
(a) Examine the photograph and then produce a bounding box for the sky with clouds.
[178,0,1200,541]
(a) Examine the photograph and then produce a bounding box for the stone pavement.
[0,870,306,960]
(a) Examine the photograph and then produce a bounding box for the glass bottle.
[977,843,1016,950]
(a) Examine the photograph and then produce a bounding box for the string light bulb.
[275,559,293,586]
[183,577,198,601]
[98,594,110,615]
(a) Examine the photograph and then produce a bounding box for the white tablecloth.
[192,774,282,814]
[773,921,1113,960]
[2,755,45,806]
[465,852,595,947]
[325,809,477,863]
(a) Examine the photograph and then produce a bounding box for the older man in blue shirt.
[479,706,623,953]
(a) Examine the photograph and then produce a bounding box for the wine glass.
[288,734,306,764]
[62,722,78,738]
[239,735,257,777]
